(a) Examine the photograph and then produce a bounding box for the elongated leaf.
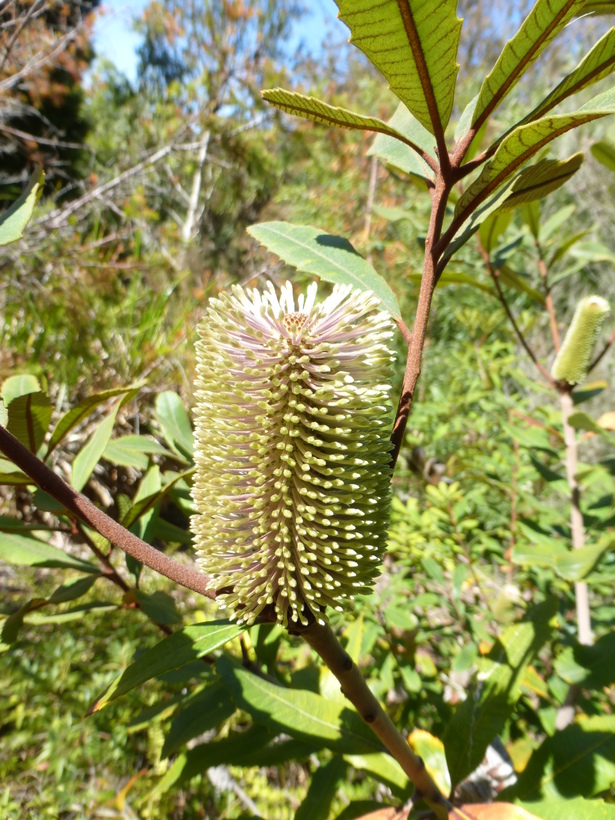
[1,374,40,405]
[7,391,52,453]
[554,631,615,689]
[524,28,615,124]
[2,598,47,643]
[408,270,496,297]
[217,655,383,755]
[498,265,546,305]
[499,153,584,210]
[296,757,349,820]
[120,468,193,530]
[455,109,612,221]
[134,590,181,626]
[368,103,435,180]
[153,726,317,797]
[502,715,615,800]
[583,1,615,11]
[262,89,430,156]
[71,404,120,492]
[444,599,557,787]
[568,411,615,446]
[518,796,615,819]
[102,434,174,470]
[479,211,513,254]
[162,683,236,757]
[248,222,401,320]
[0,167,44,247]
[591,139,615,171]
[409,729,451,797]
[48,574,100,604]
[0,531,98,572]
[472,0,587,130]
[335,0,462,135]
[154,391,193,457]
[344,752,410,797]
[47,385,141,455]
[88,620,245,712]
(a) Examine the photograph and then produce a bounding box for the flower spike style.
[191,281,396,626]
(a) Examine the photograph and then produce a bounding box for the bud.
[551,295,610,385]
[191,281,395,626]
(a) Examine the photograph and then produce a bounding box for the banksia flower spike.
[191,281,395,627]
[551,295,610,385]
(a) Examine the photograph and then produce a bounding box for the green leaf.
[367,103,435,180]
[568,411,615,446]
[120,468,193,530]
[2,598,47,643]
[456,110,612,222]
[0,167,44,247]
[512,539,613,582]
[443,598,558,787]
[71,404,120,492]
[47,385,142,455]
[102,434,176,470]
[471,0,587,130]
[161,683,236,757]
[518,796,615,819]
[583,1,615,12]
[498,264,547,305]
[295,757,349,820]
[247,222,401,321]
[48,574,100,604]
[0,531,98,573]
[344,752,410,797]
[88,620,245,712]
[479,210,513,254]
[591,139,615,172]
[554,631,615,689]
[7,391,52,453]
[217,655,383,755]
[135,590,182,626]
[262,89,432,161]
[153,726,317,797]
[334,0,462,134]
[154,391,194,457]
[1,374,40,405]
[499,153,584,210]
[502,714,615,800]
[409,269,495,296]
[524,28,615,124]
[572,381,607,406]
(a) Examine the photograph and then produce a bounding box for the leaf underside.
[335,0,462,135]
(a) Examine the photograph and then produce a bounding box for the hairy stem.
[0,426,215,599]
[299,620,451,818]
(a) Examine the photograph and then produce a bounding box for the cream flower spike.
[191,281,396,627]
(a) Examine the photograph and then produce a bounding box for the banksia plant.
[191,281,395,626]
[551,295,610,385]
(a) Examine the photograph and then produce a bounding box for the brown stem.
[588,327,615,374]
[298,620,451,818]
[76,520,130,592]
[0,426,215,600]
[480,247,555,386]
[390,176,450,469]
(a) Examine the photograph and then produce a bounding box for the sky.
[92,0,340,83]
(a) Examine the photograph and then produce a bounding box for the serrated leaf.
[591,139,615,171]
[444,598,557,787]
[262,88,432,161]
[524,28,615,125]
[47,385,142,455]
[472,0,587,130]
[502,714,615,800]
[7,391,52,453]
[88,620,246,712]
[248,222,401,320]
[367,103,435,180]
[499,153,584,210]
[71,404,120,492]
[335,0,462,135]
[0,166,44,247]
[554,630,615,689]
[1,374,40,405]
[456,110,612,222]
[0,531,98,572]
[154,391,193,457]
[217,655,382,755]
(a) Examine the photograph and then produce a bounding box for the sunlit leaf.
[451,806,541,820]
[0,532,98,573]
[335,0,462,134]
[0,166,44,247]
[408,729,451,797]
[554,631,615,689]
[154,391,194,457]
[295,757,348,820]
[89,620,245,712]
[518,796,615,819]
[7,391,52,453]
[344,752,410,798]
[1,374,41,406]
[368,103,435,180]
[498,153,584,210]
[248,222,401,321]
[71,404,120,492]
[472,0,587,130]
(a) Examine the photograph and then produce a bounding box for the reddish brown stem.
[0,425,215,600]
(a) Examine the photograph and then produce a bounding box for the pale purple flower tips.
[191,281,395,626]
